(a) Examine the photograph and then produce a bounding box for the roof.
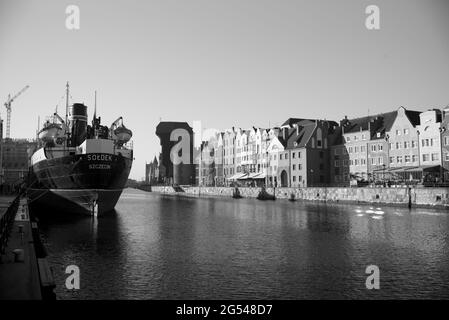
[276,119,317,149]
[341,116,372,134]
[405,110,421,126]
[281,118,315,127]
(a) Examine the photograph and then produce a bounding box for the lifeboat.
[114,125,132,143]
[38,123,62,143]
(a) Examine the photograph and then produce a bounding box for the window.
[298,176,302,182]
[389,157,394,164]
[285,153,288,159]
[335,149,340,155]
[404,129,409,135]
[412,140,416,148]
[432,153,439,161]
[293,176,296,182]
[350,160,354,166]
[378,157,383,165]
[445,153,449,161]
[370,158,375,165]
[422,139,430,147]
[445,136,449,146]
[354,136,358,141]
[335,160,340,167]
[293,164,296,170]
[317,140,322,147]
[298,164,302,170]
[343,160,349,166]
[349,147,353,153]
[389,143,393,150]
[361,146,365,152]
[423,154,430,162]
[298,152,301,158]
[412,155,417,163]
[346,137,351,142]
[362,134,366,140]
[361,159,366,165]
[396,130,401,136]
[397,156,402,163]
[378,144,383,151]
[405,155,411,163]
[319,151,324,159]
[396,142,401,149]
[355,146,359,153]
[280,154,283,160]
[371,145,377,152]
[292,152,295,159]
[355,159,359,165]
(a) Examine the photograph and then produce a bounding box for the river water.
[36,188,449,299]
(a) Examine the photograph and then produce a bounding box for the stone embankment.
[148,185,449,208]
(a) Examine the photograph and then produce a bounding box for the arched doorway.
[280,170,288,187]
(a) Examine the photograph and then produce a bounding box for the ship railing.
[0,195,20,255]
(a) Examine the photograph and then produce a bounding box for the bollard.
[13,249,25,262]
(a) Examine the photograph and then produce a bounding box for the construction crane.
[3,85,29,138]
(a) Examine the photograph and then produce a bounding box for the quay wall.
[149,186,449,208]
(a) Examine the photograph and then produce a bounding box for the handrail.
[0,195,21,255]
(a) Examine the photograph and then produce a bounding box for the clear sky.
[1,0,448,180]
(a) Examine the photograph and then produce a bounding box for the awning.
[227,173,247,180]
[374,165,441,173]
[237,173,249,180]
[254,172,267,179]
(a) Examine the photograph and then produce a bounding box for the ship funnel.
[68,103,88,146]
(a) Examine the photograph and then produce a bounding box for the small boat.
[257,187,275,200]
[232,187,242,199]
[288,192,296,202]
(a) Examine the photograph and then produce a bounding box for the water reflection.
[35,188,449,299]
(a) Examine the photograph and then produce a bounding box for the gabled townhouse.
[212,132,224,186]
[386,106,422,181]
[366,111,397,182]
[329,126,349,185]
[441,106,449,181]
[276,118,338,187]
[223,128,236,182]
[266,128,284,187]
[416,109,442,175]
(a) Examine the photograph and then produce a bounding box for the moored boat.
[27,83,133,216]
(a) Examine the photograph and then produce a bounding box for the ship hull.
[27,188,123,215]
[27,152,132,216]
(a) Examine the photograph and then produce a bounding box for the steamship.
[27,84,133,215]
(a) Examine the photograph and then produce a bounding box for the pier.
[0,196,55,300]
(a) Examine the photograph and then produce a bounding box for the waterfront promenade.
[0,197,44,300]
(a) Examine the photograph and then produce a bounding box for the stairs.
[172,185,185,193]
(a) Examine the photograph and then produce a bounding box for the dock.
[0,196,55,300]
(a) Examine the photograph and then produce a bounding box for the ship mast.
[65,82,69,125]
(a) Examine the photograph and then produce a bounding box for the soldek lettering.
[87,154,112,161]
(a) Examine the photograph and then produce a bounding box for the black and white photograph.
[1,0,449,313]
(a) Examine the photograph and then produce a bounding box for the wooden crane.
[3,85,29,138]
